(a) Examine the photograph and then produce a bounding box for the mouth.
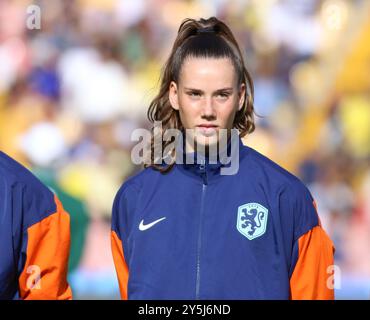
[196,124,218,137]
[197,124,218,128]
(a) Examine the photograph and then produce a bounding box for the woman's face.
[169,57,245,152]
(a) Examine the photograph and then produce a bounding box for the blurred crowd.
[0,0,369,299]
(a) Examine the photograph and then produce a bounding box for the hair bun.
[196,26,216,34]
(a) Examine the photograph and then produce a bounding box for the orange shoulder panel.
[19,195,72,300]
[111,230,129,300]
[290,225,335,300]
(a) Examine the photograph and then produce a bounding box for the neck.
[184,131,232,157]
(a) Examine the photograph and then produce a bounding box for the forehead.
[179,57,237,89]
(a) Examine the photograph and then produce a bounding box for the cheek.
[180,95,199,108]
[178,96,199,121]
[219,101,238,124]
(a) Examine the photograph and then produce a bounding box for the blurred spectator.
[0,0,369,299]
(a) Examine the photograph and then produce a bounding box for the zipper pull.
[199,159,206,172]
[199,160,208,185]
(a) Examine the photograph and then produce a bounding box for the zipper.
[195,161,207,299]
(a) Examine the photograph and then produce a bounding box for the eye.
[187,91,201,97]
[217,92,230,99]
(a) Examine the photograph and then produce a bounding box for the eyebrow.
[184,87,234,93]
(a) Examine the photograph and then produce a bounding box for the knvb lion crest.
[237,203,268,240]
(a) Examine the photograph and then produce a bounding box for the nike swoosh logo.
[139,217,166,231]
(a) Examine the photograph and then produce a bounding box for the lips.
[196,124,218,136]
[197,125,218,128]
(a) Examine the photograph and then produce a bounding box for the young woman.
[111,17,335,300]
[0,151,72,299]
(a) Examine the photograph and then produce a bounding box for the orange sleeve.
[18,195,72,300]
[290,225,335,300]
[111,230,129,300]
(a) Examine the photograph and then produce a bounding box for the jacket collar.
[176,133,246,184]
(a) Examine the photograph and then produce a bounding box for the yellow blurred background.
[0,0,369,299]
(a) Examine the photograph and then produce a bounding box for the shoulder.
[0,151,53,196]
[116,161,179,195]
[241,146,319,233]
[115,166,157,197]
[113,165,165,212]
[112,166,162,235]
[0,151,56,225]
[241,145,309,191]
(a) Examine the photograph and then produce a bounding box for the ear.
[237,83,246,111]
[169,81,180,111]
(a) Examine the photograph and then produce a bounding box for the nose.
[201,97,216,119]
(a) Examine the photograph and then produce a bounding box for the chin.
[194,135,219,150]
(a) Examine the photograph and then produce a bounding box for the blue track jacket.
[0,151,71,300]
[111,136,334,300]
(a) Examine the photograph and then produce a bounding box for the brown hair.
[145,17,255,173]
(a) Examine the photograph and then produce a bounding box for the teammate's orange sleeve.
[18,195,72,300]
[290,225,335,300]
[111,230,129,300]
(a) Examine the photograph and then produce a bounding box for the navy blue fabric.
[112,136,319,299]
[0,152,56,300]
